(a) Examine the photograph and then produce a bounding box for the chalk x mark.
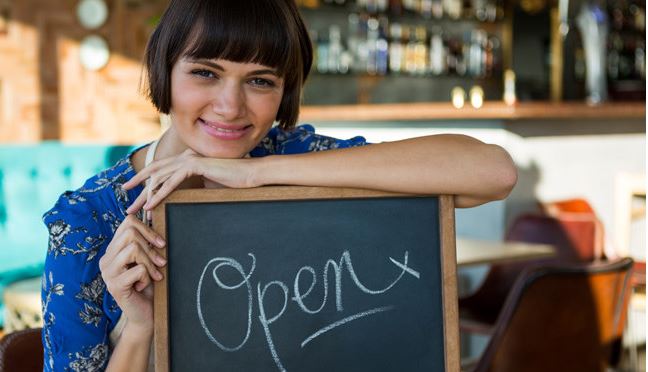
[389,256,420,279]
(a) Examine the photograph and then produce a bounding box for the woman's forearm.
[253,134,517,208]
[105,325,152,372]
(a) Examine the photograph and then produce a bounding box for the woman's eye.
[249,78,275,88]
[191,69,216,79]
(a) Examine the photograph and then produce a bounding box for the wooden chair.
[0,327,43,372]
[539,197,597,215]
[539,198,605,260]
[467,258,634,372]
[459,213,600,334]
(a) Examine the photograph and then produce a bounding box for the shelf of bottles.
[605,0,645,100]
[565,0,645,101]
[297,0,507,105]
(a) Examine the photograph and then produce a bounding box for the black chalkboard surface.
[153,187,458,372]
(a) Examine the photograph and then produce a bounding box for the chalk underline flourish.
[300,305,395,348]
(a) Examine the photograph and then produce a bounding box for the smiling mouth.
[199,118,252,131]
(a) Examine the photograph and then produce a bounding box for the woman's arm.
[106,324,152,372]
[124,134,516,211]
[253,134,517,208]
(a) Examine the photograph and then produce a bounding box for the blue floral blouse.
[41,125,367,371]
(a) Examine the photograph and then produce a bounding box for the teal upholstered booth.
[0,143,135,326]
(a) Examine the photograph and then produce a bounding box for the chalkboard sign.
[153,187,458,372]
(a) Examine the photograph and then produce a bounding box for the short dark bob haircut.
[144,0,313,130]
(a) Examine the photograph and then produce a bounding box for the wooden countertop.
[299,101,646,121]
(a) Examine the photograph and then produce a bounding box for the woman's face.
[169,58,285,158]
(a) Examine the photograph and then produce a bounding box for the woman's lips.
[198,118,252,140]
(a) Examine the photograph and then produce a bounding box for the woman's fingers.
[122,155,176,190]
[114,264,150,295]
[143,171,188,211]
[105,242,163,282]
[126,186,149,214]
[125,163,181,214]
[124,231,167,267]
[102,216,165,263]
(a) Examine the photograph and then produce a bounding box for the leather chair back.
[0,328,43,372]
[473,258,634,372]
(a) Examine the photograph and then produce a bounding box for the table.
[456,238,556,267]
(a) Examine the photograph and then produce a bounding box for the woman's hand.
[99,215,167,333]
[123,149,260,214]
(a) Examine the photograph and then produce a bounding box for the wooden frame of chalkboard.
[152,187,458,372]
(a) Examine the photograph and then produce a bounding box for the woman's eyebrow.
[187,58,279,77]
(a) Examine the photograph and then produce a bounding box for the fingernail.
[156,256,167,266]
[155,271,163,280]
[156,237,166,247]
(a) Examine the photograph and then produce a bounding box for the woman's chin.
[195,144,251,159]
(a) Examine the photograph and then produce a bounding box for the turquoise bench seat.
[0,143,135,326]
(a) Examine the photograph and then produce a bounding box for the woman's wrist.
[252,155,290,187]
[121,321,154,343]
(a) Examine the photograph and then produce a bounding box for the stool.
[3,277,43,333]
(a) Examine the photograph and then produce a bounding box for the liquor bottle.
[403,0,417,12]
[405,26,418,74]
[503,69,517,105]
[347,13,360,71]
[354,14,370,74]
[429,27,447,75]
[421,0,433,18]
[486,0,498,22]
[630,3,645,32]
[431,0,443,18]
[468,30,485,77]
[328,25,343,73]
[444,0,462,19]
[446,37,458,75]
[607,32,622,80]
[366,18,379,74]
[472,0,487,21]
[484,35,499,77]
[376,16,390,75]
[366,0,378,14]
[377,0,389,13]
[636,40,645,79]
[316,32,329,74]
[414,26,428,75]
[389,23,405,73]
[451,36,467,76]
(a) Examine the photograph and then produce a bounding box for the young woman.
[41,0,517,370]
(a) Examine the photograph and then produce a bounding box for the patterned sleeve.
[249,124,369,156]
[41,192,111,372]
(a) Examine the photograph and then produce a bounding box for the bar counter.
[299,101,645,122]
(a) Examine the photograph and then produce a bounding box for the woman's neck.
[154,125,188,160]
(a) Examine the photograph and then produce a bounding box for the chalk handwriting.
[196,250,419,371]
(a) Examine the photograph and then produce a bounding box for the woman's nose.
[211,83,246,121]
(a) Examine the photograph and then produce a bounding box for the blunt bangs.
[145,0,313,130]
[184,1,293,78]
